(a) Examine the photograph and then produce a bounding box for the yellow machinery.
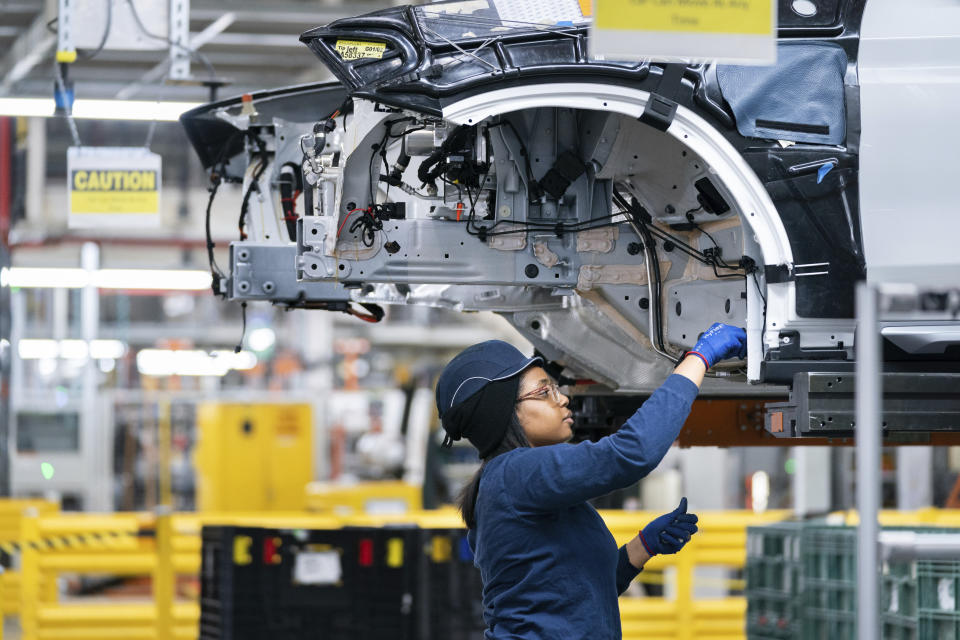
[305,480,422,515]
[194,403,313,511]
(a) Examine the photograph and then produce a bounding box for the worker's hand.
[638,497,699,556]
[688,323,747,368]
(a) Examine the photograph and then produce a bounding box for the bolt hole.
[531,320,541,331]
[347,201,356,210]
[681,151,687,157]
[554,273,559,278]
[633,155,638,160]
[672,185,677,190]
[827,382,833,388]
[791,0,818,17]
[624,296,630,301]
[675,301,682,316]
[837,377,843,382]
[828,416,833,422]
[724,298,731,313]
[338,264,345,271]
[444,253,449,259]
[311,228,318,235]
[682,334,686,340]
[311,264,318,270]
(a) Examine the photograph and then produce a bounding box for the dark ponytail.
[457,412,530,529]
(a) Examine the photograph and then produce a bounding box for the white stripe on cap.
[448,357,542,408]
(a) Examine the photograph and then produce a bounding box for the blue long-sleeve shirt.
[466,374,699,639]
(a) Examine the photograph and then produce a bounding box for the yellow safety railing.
[0,499,60,633]
[10,507,960,640]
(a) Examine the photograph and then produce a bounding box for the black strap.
[639,63,686,132]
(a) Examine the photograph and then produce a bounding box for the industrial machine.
[180,0,960,444]
[195,402,313,511]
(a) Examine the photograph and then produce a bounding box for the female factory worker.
[435,323,747,639]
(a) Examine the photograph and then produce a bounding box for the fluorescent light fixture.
[6,268,89,288]
[95,269,212,291]
[18,339,58,359]
[0,98,200,122]
[751,470,770,514]
[17,339,126,360]
[59,339,89,359]
[5,267,211,290]
[136,349,258,377]
[90,340,127,359]
[0,98,52,118]
[247,327,276,352]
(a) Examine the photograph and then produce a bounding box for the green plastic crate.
[918,561,960,640]
[746,523,804,639]
[800,526,919,640]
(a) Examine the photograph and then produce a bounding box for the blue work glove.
[688,322,747,369]
[639,497,699,556]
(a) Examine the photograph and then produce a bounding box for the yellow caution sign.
[335,39,387,61]
[67,147,162,228]
[591,0,776,65]
[70,170,159,214]
[595,0,772,35]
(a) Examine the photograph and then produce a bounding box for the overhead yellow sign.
[595,0,772,35]
[591,0,776,65]
[67,147,162,228]
[70,170,158,214]
[335,39,386,61]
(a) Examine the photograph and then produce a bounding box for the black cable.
[123,0,217,79]
[488,119,539,201]
[370,118,417,206]
[77,0,112,61]
[238,156,268,241]
[203,132,246,297]
[751,270,767,306]
[613,188,666,354]
[204,173,224,295]
[234,302,247,353]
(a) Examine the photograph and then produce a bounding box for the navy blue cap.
[436,340,542,417]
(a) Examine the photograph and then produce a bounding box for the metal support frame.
[880,531,960,561]
[856,282,880,640]
[167,0,190,80]
[56,0,75,62]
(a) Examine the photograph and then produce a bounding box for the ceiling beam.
[0,12,55,95]
[115,12,236,100]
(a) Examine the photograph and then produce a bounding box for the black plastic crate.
[199,524,486,639]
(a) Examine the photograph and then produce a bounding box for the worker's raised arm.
[501,324,746,513]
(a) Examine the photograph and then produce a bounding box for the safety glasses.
[517,381,564,405]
